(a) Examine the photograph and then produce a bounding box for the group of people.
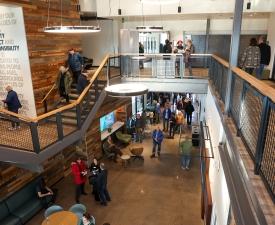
[240,36,271,79]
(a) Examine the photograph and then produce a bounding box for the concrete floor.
[27,105,203,225]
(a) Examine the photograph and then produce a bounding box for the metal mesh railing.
[229,73,243,125]
[260,103,275,197]
[220,66,228,104]
[109,56,121,79]
[239,85,264,158]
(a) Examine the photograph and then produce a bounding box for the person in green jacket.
[55,66,72,103]
[180,136,193,170]
[80,212,94,225]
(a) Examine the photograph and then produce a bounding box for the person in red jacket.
[72,157,87,203]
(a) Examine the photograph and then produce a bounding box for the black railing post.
[208,57,212,78]
[254,96,270,175]
[56,112,64,140]
[107,58,110,86]
[76,104,82,130]
[94,77,99,101]
[43,94,48,113]
[30,122,41,154]
[237,80,246,137]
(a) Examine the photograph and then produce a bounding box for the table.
[41,211,78,225]
[121,155,130,168]
[144,129,152,139]
[101,121,124,140]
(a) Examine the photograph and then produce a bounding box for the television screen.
[100,112,115,132]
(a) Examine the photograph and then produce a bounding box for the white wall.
[81,20,122,66]
[205,87,230,225]
[267,11,275,77]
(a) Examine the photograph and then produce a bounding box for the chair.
[44,205,63,218]
[129,147,144,161]
[69,204,86,225]
[116,131,131,147]
[103,141,115,161]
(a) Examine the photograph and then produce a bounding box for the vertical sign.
[0,5,37,118]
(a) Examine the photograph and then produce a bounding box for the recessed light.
[254,13,257,14]
[249,14,253,16]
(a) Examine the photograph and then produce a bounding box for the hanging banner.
[0,5,37,118]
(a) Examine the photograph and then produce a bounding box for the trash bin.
[192,126,200,146]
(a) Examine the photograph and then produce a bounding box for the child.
[149,110,154,125]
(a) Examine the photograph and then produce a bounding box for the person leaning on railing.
[55,66,72,104]
[1,84,22,131]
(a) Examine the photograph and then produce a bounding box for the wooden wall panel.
[0,0,82,113]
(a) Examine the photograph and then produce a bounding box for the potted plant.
[107,127,112,133]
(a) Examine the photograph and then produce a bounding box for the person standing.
[72,157,87,204]
[77,70,91,110]
[240,38,261,75]
[155,102,161,124]
[67,48,84,83]
[174,40,185,76]
[180,136,193,170]
[36,178,58,208]
[139,42,145,69]
[142,110,147,126]
[163,39,172,60]
[55,66,72,104]
[169,112,176,138]
[127,116,136,139]
[96,163,111,206]
[149,109,154,125]
[184,100,195,126]
[162,105,171,132]
[150,126,164,158]
[185,39,195,76]
[135,114,144,143]
[89,158,101,202]
[256,36,271,80]
[2,85,22,130]
[175,111,184,133]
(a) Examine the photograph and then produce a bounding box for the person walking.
[185,39,195,76]
[240,38,261,75]
[55,66,72,104]
[135,114,144,143]
[184,100,195,126]
[72,157,87,204]
[169,112,176,138]
[256,36,271,80]
[2,85,22,130]
[180,136,193,170]
[155,102,161,124]
[150,126,164,158]
[162,105,171,132]
[96,163,111,206]
[77,70,91,110]
[149,109,154,125]
[67,48,84,83]
[175,111,185,133]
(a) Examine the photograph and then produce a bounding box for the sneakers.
[182,166,185,170]
[8,127,16,131]
[186,167,189,170]
[150,154,155,158]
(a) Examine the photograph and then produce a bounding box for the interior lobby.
[0,0,275,225]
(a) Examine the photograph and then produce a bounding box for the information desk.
[101,121,124,140]
[41,211,78,225]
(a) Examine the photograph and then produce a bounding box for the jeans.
[155,113,160,124]
[186,114,192,125]
[99,185,111,204]
[135,127,143,142]
[245,67,254,75]
[75,182,85,201]
[10,109,20,128]
[256,64,265,80]
[163,118,169,131]
[152,140,161,153]
[182,154,190,168]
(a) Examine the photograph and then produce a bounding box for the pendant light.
[178,0,181,13]
[44,0,101,33]
[118,0,122,15]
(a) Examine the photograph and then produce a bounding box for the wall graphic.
[0,5,37,118]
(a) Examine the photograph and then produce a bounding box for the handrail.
[0,54,115,122]
[39,84,56,104]
[120,53,212,57]
[232,67,275,103]
[211,54,229,68]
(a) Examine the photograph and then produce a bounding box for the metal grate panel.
[260,104,275,197]
[239,86,263,158]
[221,67,228,104]
[229,74,243,125]
[215,63,223,97]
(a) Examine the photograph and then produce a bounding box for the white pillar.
[267,11,275,78]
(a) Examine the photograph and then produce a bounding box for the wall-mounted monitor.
[100,112,115,132]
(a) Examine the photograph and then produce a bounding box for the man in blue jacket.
[126,116,136,139]
[77,70,91,111]
[67,48,84,83]
[150,126,164,158]
[162,105,171,132]
[2,85,22,130]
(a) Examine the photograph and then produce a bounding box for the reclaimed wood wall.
[0,0,82,114]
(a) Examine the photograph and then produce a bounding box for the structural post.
[204,19,210,69]
[224,0,244,114]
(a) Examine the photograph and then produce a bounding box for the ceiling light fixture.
[44,0,101,33]
[247,0,251,9]
[105,84,149,97]
[178,1,181,13]
[141,0,180,5]
[137,1,163,31]
[118,0,122,15]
